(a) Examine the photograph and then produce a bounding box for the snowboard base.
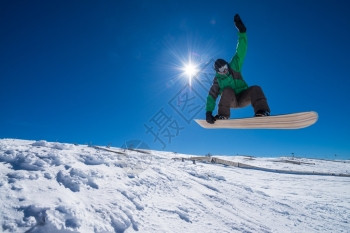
[194,111,318,129]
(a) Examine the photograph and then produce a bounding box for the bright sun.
[184,63,198,77]
[182,62,198,86]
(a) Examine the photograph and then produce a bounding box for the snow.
[0,139,349,233]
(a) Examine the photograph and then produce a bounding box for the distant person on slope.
[206,14,271,124]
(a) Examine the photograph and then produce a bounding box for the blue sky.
[1,0,349,159]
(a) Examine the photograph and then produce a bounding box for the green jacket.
[206,32,249,112]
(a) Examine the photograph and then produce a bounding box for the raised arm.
[229,14,247,72]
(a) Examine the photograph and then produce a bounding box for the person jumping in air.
[206,14,270,124]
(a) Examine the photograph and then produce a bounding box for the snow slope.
[0,139,349,233]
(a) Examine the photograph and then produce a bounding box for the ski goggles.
[217,64,228,73]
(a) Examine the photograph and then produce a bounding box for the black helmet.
[214,59,228,72]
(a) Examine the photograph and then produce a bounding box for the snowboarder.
[206,14,271,124]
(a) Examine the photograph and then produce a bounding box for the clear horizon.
[1,0,349,159]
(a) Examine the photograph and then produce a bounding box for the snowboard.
[194,111,318,129]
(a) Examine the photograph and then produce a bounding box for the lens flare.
[184,63,198,77]
[182,61,199,86]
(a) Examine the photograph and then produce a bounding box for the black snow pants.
[218,85,270,118]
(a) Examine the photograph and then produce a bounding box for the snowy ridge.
[0,139,349,233]
[173,156,350,177]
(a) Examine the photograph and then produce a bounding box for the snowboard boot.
[255,110,270,117]
[215,115,229,120]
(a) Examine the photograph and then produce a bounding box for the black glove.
[234,14,246,33]
[206,111,216,124]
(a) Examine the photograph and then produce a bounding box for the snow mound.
[0,139,349,233]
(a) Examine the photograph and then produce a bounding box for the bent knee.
[250,85,262,91]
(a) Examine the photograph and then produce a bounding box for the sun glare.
[182,62,199,86]
[184,63,198,77]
